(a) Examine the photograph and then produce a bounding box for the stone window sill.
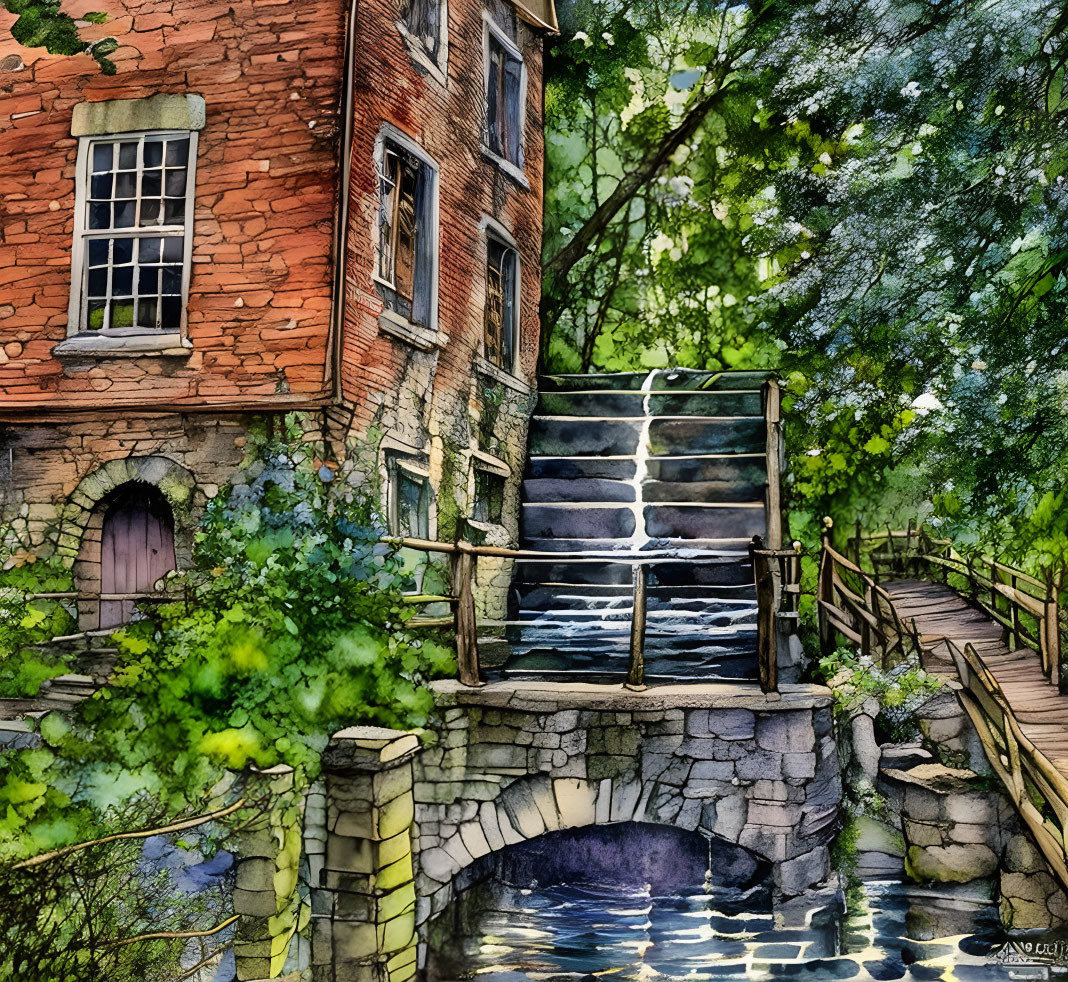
[475,355,530,394]
[378,310,447,352]
[54,333,193,358]
[480,146,529,189]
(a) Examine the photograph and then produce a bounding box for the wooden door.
[99,483,176,628]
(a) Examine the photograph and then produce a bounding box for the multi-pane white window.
[74,131,196,335]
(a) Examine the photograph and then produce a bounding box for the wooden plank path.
[883,578,1068,777]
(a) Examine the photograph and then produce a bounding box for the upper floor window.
[399,0,447,79]
[484,25,525,173]
[76,133,195,335]
[376,137,437,330]
[63,94,205,353]
[485,237,519,372]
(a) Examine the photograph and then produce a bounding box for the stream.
[426,877,1068,981]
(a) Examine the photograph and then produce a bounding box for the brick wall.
[338,0,546,566]
[0,0,345,411]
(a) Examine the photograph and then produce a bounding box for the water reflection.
[427,877,1067,981]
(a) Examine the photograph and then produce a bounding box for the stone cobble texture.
[410,684,842,925]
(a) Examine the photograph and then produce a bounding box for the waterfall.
[627,368,658,553]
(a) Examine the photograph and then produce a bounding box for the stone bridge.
[307,681,841,981]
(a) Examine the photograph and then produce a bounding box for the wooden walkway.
[883,578,1068,776]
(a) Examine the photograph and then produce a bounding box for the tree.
[543,0,1068,564]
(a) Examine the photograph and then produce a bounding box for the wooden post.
[751,535,778,693]
[451,544,482,687]
[818,517,836,659]
[626,564,647,690]
[763,379,783,550]
[1010,573,1022,650]
[862,581,874,667]
[854,517,862,570]
[1049,568,1063,690]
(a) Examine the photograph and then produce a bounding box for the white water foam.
[625,369,658,554]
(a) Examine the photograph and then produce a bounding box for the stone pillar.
[313,726,420,982]
[232,764,305,981]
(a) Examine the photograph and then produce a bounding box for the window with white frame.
[484,237,519,372]
[376,138,437,329]
[74,131,197,336]
[484,26,525,169]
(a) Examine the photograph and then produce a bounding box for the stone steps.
[536,390,763,418]
[539,369,770,392]
[499,369,770,682]
[520,501,765,541]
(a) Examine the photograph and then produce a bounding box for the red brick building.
[0,0,555,618]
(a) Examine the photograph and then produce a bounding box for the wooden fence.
[385,535,802,693]
[850,525,1064,687]
[817,519,919,668]
[946,637,1068,892]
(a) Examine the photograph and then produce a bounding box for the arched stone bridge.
[306,682,841,981]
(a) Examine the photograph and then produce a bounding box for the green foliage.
[0,555,76,697]
[3,1,117,73]
[816,646,943,742]
[545,0,1068,571]
[0,429,455,863]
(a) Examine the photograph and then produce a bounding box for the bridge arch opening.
[424,822,773,980]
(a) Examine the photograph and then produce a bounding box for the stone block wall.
[411,682,842,929]
[232,765,306,982]
[0,0,344,408]
[312,727,421,982]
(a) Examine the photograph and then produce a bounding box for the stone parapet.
[232,765,305,982]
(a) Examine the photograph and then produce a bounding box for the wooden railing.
[946,636,1068,892]
[817,518,919,668]
[386,535,802,693]
[851,525,1064,687]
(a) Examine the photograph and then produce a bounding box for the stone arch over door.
[58,456,202,628]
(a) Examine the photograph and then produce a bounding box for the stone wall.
[313,727,421,982]
[337,0,547,574]
[411,681,842,929]
[0,0,344,409]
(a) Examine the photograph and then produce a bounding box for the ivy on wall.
[3,1,118,73]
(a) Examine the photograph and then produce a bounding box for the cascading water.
[491,369,770,683]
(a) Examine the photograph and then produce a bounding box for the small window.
[377,141,436,327]
[485,238,519,372]
[389,456,431,539]
[485,30,524,168]
[400,0,444,65]
[473,468,506,525]
[74,132,196,335]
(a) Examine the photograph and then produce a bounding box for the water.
[426,878,1068,981]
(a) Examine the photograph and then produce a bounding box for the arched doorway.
[99,482,176,628]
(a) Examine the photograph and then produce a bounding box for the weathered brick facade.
[0,0,343,406]
[0,0,551,617]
